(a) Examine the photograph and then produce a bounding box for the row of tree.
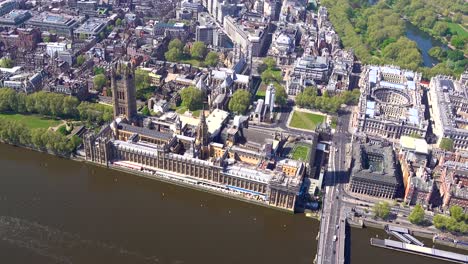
[433,206,468,234]
[0,118,81,156]
[376,201,467,235]
[165,39,219,67]
[296,87,360,113]
[179,86,253,115]
[0,88,113,125]
[371,196,468,235]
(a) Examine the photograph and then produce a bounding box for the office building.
[428,73,468,151]
[74,18,107,38]
[349,143,399,199]
[0,0,17,17]
[356,66,428,140]
[26,12,81,37]
[0,10,32,29]
[223,15,269,57]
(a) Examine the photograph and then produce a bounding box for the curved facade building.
[356,65,428,140]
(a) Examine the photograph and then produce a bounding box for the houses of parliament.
[84,61,306,211]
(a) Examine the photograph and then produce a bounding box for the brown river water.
[0,143,464,264]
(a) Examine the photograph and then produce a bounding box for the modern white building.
[265,83,276,113]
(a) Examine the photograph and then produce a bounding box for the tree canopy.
[165,47,182,62]
[115,18,122,26]
[0,118,81,156]
[263,57,277,70]
[165,39,185,62]
[93,67,105,75]
[296,87,360,114]
[141,105,151,116]
[439,138,454,151]
[180,86,204,111]
[76,55,86,67]
[0,58,13,68]
[409,204,425,225]
[274,85,287,106]
[190,41,207,59]
[93,74,107,92]
[382,38,423,70]
[205,52,219,67]
[135,69,151,90]
[168,39,184,51]
[373,201,391,220]
[433,206,468,234]
[0,88,112,125]
[229,89,251,114]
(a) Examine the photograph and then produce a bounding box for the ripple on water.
[0,216,162,264]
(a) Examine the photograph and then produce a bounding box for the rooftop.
[224,165,273,183]
[351,143,399,186]
[360,65,427,130]
[75,18,107,35]
[400,136,429,155]
[28,12,80,27]
[430,75,468,135]
[206,109,229,135]
[0,10,31,24]
[119,123,173,141]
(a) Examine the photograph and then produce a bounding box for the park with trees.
[0,117,81,156]
[0,88,115,155]
[0,88,113,125]
[320,0,466,78]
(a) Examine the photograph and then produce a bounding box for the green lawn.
[179,58,204,67]
[176,106,201,117]
[292,144,311,161]
[261,68,283,88]
[256,85,267,100]
[289,111,325,130]
[447,22,468,38]
[0,113,62,129]
[271,69,282,81]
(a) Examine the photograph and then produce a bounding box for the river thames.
[0,143,462,263]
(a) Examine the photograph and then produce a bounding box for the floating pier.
[371,238,468,264]
[385,225,425,246]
